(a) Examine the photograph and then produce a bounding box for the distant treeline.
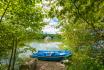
[34,33,62,40]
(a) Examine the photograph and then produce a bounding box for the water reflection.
[19,42,62,58]
[29,42,61,50]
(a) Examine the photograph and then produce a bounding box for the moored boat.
[31,50,72,61]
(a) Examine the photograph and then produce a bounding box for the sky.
[42,17,60,34]
[40,0,63,34]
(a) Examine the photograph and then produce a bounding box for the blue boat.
[31,50,72,61]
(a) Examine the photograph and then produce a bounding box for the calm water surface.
[19,41,62,58]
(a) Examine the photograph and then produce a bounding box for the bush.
[65,45,104,70]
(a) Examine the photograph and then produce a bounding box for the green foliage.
[0,0,104,69]
[0,0,44,61]
[48,0,104,70]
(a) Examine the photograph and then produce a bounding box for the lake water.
[29,42,61,50]
[0,41,62,70]
[19,41,62,58]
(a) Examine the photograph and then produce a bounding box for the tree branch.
[0,1,10,23]
[72,0,97,33]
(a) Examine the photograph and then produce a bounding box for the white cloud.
[42,17,60,34]
[42,25,60,34]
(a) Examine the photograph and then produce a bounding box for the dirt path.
[36,60,66,70]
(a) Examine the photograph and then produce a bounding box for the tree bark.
[11,37,18,70]
[8,46,14,70]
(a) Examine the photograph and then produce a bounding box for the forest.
[0,0,104,70]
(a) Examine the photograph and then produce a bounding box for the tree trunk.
[8,46,14,70]
[11,37,18,70]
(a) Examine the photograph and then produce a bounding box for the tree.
[0,0,45,70]
[48,0,104,70]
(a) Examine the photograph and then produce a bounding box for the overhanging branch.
[0,1,10,23]
[71,0,97,33]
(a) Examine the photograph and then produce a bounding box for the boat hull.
[31,50,72,61]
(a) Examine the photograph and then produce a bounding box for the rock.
[19,59,37,70]
[19,59,66,70]
[36,60,65,70]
